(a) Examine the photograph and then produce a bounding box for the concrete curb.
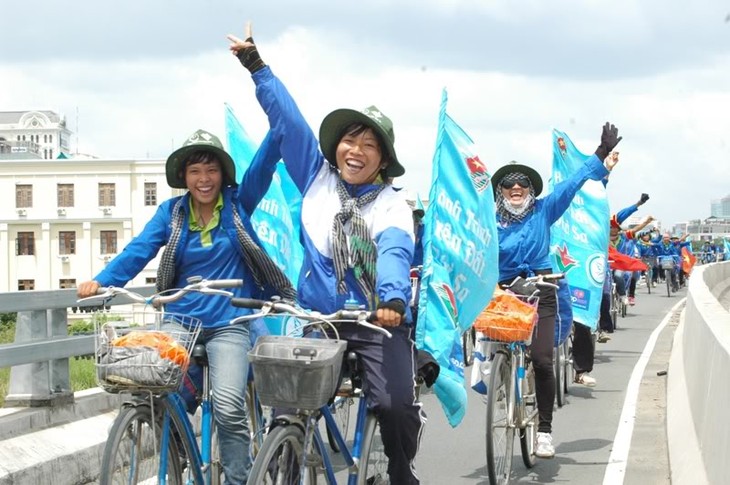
[666,309,708,485]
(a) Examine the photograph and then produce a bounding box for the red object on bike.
[608,245,647,272]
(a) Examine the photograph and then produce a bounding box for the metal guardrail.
[0,286,155,407]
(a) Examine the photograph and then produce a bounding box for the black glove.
[378,299,406,316]
[236,37,266,74]
[639,193,650,205]
[595,122,622,161]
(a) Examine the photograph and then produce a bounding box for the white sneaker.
[574,372,596,387]
[535,432,555,458]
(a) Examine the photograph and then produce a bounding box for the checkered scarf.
[331,179,386,303]
[157,197,297,301]
[496,172,536,225]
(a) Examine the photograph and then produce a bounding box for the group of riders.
[74,23,726,485]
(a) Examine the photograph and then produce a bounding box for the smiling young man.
[489,122,622,459]
[228,25,425,484]
[77,129,295,484]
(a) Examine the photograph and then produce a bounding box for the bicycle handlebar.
[230,297,392,339]
[76,277,244,306]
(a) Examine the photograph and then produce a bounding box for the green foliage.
[0,313,16,325]
[67,320,94,335]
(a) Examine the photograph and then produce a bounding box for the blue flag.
[723,238,730,260]
[416,90,499,427]
[224,104,304,335]
[549,130,610,331]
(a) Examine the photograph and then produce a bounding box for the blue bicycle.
[80,278,266,485]
[233,297,391,485]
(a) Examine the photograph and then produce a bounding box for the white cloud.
[1,4,728,229]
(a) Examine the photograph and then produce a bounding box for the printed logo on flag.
[553,242,578,273]
[557,137,567,157]
[435,282,459,324]
[466,156,490,193]
[570,286,591,310]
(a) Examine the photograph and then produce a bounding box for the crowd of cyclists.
[74,22,729,485]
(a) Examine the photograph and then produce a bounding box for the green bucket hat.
[319,105,404,178]
[491,161,544,199]
[165,129,236,189]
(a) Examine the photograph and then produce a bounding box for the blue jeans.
[199,324,251,485]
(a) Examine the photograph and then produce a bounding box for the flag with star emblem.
[415,89,499,427]
[549,129,610,331]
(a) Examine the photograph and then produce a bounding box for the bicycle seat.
[192,344,208,366]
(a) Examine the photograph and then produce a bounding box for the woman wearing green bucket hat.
[78,130,295,484]
[228,23,424,484]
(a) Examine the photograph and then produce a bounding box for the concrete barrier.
[668,261,730,485]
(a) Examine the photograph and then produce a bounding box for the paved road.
[411,283,683,485]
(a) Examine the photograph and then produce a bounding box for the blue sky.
[2,0,729,228]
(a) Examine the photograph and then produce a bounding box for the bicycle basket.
[658,256,675,270]
[92,311,202,393]
[248,335,347,410]
[473,289,538,344]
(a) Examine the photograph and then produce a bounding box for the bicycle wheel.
[563,336,574,396]
[327,395,354,453]
[621,299,627,318]
[486,351,514,485]
[647,268,652,294]
[100,402,184,485]
[247,424,314,485]
[463,326,476,367]
[246,380,266,459]
[554,344,565,408]
[519,363,538,468]
[358,413,388,485]
[610,288,619,330]
[665,269,671,297]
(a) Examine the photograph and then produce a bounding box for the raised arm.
[227,23,323,193]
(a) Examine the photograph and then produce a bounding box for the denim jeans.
[200,324,251,485]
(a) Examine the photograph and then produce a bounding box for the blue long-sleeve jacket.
[497,155,608,282]
[93,136,280,327]
[252,66,415,320]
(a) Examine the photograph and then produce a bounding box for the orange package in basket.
[111,331,189,366]
[474,289,538,342]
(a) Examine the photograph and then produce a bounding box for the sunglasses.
[500,176,530,189]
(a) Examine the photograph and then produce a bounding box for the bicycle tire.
[246,380,266,460]
[665,269,671,297]
[647,268,652,294]
[621,300,627,318]
[463,326,476,367]
[358,413,388,485]
[610,289,619,330]
[564,336,574,396]
[100,402,184,485]
[327,395,353,453]
[247,423,315,485]
[486,351,514,485]
[554,344,565,408]
[519,362,538,468]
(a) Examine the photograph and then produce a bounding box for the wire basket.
[93,311,202,393]
[658,256,675,270]
[473,290,539,344]
[248,335,347,410]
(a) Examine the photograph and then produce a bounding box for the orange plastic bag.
[111,331,189,366]
[473,289,538,342]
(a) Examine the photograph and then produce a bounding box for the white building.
[0,157,179,292]
[0,111,73,160]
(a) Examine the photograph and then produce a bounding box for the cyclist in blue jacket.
[229,26,425,484]
[490,121,621,458]
[78,130,293,484]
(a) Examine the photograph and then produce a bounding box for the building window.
[16,184,32,208]
[100,230,118,254]
[59,279,76,289]
[59,231,76,255]
[57,183,74,207]
[16,232,35,255]
[18,279,35,291]
[99,183,116,207]
[144,182,157,206]
[49,134,53,143]
[145,277,157,285]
